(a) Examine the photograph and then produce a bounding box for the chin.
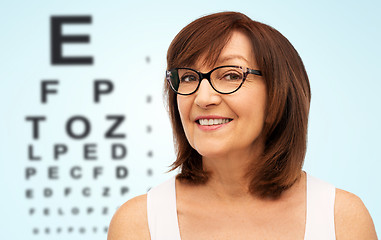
[194,145,230,159]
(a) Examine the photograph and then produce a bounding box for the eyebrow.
[216,55,250,65]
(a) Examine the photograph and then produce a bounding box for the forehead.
[194,31,256,70]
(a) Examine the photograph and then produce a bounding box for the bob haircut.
[164,11,311,199]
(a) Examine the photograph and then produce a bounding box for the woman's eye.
[180,75,198,82]
[223,73,242,81]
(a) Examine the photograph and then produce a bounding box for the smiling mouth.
[196,119,233,126]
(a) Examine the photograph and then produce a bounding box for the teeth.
[198,119,231,126]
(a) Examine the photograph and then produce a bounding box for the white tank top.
[147,172,336,240]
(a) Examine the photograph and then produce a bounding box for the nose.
[194,78,222,109]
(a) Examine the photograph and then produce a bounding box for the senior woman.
[108,12,377,239]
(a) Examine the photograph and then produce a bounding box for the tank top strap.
[304,173,336,240]
[147,175,181,240]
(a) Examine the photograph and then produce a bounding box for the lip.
[194,115,231,121]
[194,115,233,131]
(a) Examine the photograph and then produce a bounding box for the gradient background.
[0,0,380,239]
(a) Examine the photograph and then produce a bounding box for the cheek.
[236,86,268,120]
[177,96,193,129]
[177,97,186,121]
[176,96,196,147]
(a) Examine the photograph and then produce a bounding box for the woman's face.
[177,31,267,159]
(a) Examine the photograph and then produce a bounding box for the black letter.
[51,16,93,65]
[43,208,50,216]
[93,167,103,179]
[70,166,82,179]
[102,187,110,197]
[82,187,90,197]
[116,166,128,179]
[28,145,41,161]
[94,80,113,103]
[71,207,79,215]
[29,208,35,215]
[54,144,68,160]
[64,188,71,196]
[111,144,127,160]
[102,208,108,215]
[48,166,59,179]
[121,187,129,195]
[87,207,94,214]
[105,115,125,139]
[66,116,91,139]
[26,189,33,199]
[41,80,59,103]
[25,168,37,180]
[25,116,46,140]
[84,144,97,160]
[44,188,53,197]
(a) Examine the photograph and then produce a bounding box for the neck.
[201,144,263,203]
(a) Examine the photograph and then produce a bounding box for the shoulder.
[107,194,151,240]
[334,188,377,239]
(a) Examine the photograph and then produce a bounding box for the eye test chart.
[0,2,176,239]
[0,1,380,239]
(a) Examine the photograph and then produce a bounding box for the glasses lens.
[211,66,244,93]
[169,68,200,94]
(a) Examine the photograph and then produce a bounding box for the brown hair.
[164,11,311,199]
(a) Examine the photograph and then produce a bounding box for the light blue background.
[0,0,380,239]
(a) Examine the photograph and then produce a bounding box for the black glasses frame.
[166,65,262,95]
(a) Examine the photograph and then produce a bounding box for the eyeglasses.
[166,65,262,95]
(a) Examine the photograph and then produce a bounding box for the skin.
[107,31,378,239]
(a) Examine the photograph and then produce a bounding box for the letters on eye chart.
[23,15,141,236]
[25,80,128,180]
